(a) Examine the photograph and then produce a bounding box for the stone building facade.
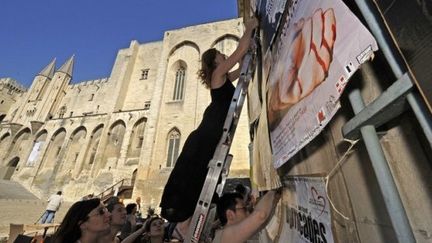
[0,18,251,210]
[0,78,26,122]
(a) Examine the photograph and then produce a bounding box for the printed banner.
[26,141,44,166]
[280,176,334,243]
[266,0,378,167]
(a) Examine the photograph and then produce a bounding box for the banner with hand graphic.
[266,0,378,168]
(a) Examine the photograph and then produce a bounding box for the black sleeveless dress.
[160,80,235,222]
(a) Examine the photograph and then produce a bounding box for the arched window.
[212,35,239,54]
[166,129,180,167]
[173,67,186,100]
[126,118,146,159]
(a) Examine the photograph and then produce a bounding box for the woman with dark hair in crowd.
[159,16,259,239]
[98,196,127,243]
[52,198,111,243]
[142,217,166,243]
[121,216,167,243]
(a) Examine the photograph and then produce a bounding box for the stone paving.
[0,199,72,238]
[0,180,72,240]
[0,180,38,200]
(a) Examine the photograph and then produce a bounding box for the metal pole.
[355,0,432,147]
[348,89,415,243]
[406,93,432,147]
[354,0,404,77]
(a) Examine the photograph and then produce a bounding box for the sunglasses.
[78,206,109,226]
[88,206,109,217]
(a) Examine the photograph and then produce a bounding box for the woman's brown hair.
[197,48,218,89]
[52,198,101,243]
[144,216,163,232]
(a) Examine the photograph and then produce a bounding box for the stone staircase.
[0,180,72,240]
[0,180,38,200]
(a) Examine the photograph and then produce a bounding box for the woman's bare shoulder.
[210,73,226,89]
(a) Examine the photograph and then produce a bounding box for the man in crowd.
[213,189,281,243]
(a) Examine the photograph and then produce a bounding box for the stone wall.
[0,78,26,121]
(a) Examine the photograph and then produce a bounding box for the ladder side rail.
[199,155,233,242]
[188,159,226,242]
[215,154,233,196]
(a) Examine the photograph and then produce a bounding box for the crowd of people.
[38,16,283,243]
[47,184,280,243]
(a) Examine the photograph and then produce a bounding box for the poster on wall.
[266,0,378,168]
[26,141,44,166]
[247,0,288,119]
[280,176,334,243]
[256,0,287,52]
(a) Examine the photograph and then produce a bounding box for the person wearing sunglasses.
[52,198,111,243]
[213,190,281,243]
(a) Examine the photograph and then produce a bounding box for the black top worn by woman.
[160,80,235,222]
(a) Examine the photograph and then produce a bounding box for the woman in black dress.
[160,16,259,236]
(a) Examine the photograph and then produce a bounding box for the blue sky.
[0,0,238,88]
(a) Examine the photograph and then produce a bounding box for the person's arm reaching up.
[212,17,258,88]
[120,225,146,243]
[221,190,281,243]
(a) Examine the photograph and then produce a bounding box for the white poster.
[266,0,378,168]
[26,141,44,166]
[280,176,334,243]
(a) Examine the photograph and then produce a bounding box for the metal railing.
[94,178,132,200]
